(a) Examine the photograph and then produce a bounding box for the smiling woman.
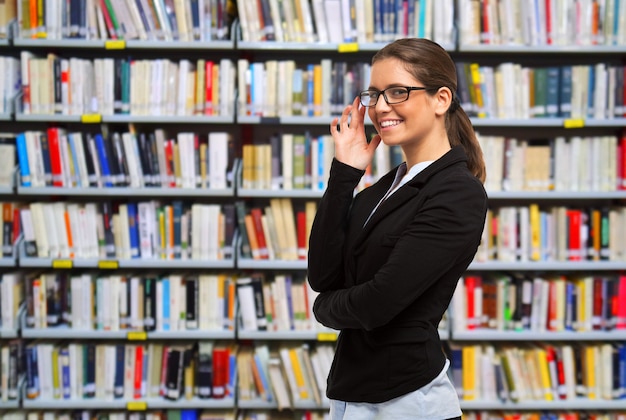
[307,38,488,420]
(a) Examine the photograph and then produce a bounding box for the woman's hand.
[330,96,382,171]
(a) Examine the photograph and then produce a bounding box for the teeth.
[380,120,401,127]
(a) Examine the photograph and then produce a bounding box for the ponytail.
[446,103,486,183]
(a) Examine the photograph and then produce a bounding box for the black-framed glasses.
[359,86,433,107]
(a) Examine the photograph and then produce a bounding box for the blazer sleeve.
[307,158,365,293]
[313,172,487,331]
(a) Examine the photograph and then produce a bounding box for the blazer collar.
[357,145,468,237]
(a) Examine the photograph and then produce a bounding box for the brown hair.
[372,38,486,182]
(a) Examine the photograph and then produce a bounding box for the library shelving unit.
[452,0,626,417]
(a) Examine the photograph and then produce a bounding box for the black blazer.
[307,145,487,403]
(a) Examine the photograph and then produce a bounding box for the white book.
[208,132,230,189]
[324,0,344,43]
[137,201,154,258]
[122,132,142,188]
[168,274,182,331]
[219,58,234,116]
[70,276,83,329]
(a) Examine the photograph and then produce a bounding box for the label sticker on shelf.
[81,114,102,123]
[563,119,585,128]
[52,259,73,269]
[317,332,338,341]
[127,401,147,411]
[98,260,119,269]
[127,331,147,341]
[105,40,126,50]
[36,32,47,39]
[338,43,359,53]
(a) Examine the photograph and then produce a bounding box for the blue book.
[94,133,113,187]
[253,351,273,402]
[127,202,140,258]
[307,64,315,117]
[587,65,595,117]
[558,65,573,117]
[617,343,626,398]
[180,410,197,420]
[564,282,575,330]
[59,347,71,399]
[161,277,171,331]
[318,136,325,190]
[16,132,31,186]
[172,200,183,259]
[114,344,125,398]
[417,0,426,38]
[374,0,383,42]
[545,67,560,117]
[25,344,39,398]
[284,275,294,330]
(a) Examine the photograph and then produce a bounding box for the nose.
[375,96,392,112]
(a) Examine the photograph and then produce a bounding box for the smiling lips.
[379,120,403,128]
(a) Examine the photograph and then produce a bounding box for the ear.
[434,87,453,116]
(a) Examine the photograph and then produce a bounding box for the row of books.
[235,199,316,262]
[236,342,333,410]
[0,56,19,115]
[236,273,319,332]
[1,412,241,420]
[19,200,234,261]
[236,0,454,44]
[16,129,235,189]
[459,0,626,47]
[17,0,232,41]
[241,135,334,191]
[22,272,235,332]
[478,135,626,193]
[236,59,370,118]
[23,341,234,402]
[457,62,626,120]
[476,205,626,263]
[0,272,22,330]
[463,413,626,420]
[20,53,236,117]
[449,343,626,403]
[450,274,626,333]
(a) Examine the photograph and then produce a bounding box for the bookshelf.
[0,0,625,418]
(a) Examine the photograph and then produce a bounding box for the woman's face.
[367,58,438,149]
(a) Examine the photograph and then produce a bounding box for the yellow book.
[184,353,194,399]
[159,209,166,259]
[212,63,220,115]
[288,347,309,399]
[462,345,476,400]
[313,64,322,116]
[529,203,541,261]
[535,347,554,401]
[195,59,206,114]
[584,345,597,399]
[51,346,60,399]
[172,143,182,187]
[242,144,255,189]
[199,142,207,187]
[469,63,485,118]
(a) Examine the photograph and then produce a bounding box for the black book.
[138,133,154,186]
[113,59,123,114]
[110,133,128,186]
[84,344,96,398]
[222,203,236,260]
[38,132,52,186]
[185,276,198,329]
[164,347,183,400]
[100,201,116,258]
[143,277,156,331]
[7,340,21,399]
[195,341,213,398]
[148,133,162,186]
[53,57,62,113]
[45,274,61,326]
[251,274,267,331]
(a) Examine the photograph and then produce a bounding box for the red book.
[164,139,175,187]
[133,345,143,399]
[212,346,229,398]
[566,209,582,261]
[296,210,306,260]
[11,207,20,245]
[592,277,604,330]
[547,280,559,331]
[47,127,63,186]
[545,0,552,44]
[481,0,490,44]
[250,208,269,259]
[616,275,626,329]
[159,346,170,396]
[620,132,626,189]
[555,347,567,399]
[98,0,117,40]
[464,276,477,329]
[204,61,214,115]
